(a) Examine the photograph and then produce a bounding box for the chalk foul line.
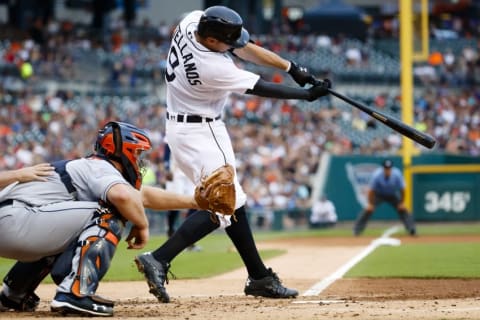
[302,225,401,297]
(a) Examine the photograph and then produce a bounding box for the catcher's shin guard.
[56,207,124,296]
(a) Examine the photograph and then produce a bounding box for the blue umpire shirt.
[369,167,405,198]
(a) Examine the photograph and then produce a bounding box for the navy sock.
[151,210,218,263]
[225,206,268,279]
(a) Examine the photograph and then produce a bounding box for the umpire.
[353,159,417,236]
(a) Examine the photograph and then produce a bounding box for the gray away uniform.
[0,158,128,262]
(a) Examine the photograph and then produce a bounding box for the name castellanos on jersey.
[166,28,202,86]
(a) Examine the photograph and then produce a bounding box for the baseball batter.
[135,5,331,303]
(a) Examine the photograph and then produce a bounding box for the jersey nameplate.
[166,28,202,86]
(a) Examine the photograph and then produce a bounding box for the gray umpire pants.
[353,194,416,236]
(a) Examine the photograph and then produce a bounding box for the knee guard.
[55,207,124,297]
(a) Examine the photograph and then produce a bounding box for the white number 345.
[424,191,471,213]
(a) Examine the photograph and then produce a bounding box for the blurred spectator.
[345,46,362,66]
[309,195,337,229]
[428,51,444,66]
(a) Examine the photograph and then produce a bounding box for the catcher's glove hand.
[195,164,236,215]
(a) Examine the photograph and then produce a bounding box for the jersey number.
[166,47,179,82]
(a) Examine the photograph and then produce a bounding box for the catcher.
[0,122,198,317]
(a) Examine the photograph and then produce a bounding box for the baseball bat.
[313,80,436,149]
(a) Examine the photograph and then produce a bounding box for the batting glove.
[287,60,315,87]
[307,79,332,101]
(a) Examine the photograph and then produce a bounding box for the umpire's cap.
[197,6,250,48]
[382,159,393,168]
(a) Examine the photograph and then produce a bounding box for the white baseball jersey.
[0,158,129,261]
[165,10,260,219]
[166,10,260,117]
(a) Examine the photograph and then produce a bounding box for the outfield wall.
[323,154,480,222]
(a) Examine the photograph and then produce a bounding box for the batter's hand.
[18,163,54,182]
[126,225,149,249]
[288,60,315,87]
[307,79,331,101]
[397,202,407,212]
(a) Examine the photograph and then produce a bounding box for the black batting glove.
[287,60,315,87]
[307,79,332,101]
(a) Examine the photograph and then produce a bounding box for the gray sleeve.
[67,159,129,203]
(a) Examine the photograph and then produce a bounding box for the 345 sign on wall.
[412,167,480,221]
[424,191,471,214]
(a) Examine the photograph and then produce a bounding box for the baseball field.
[1,221,479,319]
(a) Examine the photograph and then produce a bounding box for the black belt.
[0,199,13,209]
[167,112,220,123]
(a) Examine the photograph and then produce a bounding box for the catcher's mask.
[95,121,151,190]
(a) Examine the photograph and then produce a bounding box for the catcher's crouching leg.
[0,256,57,312]
[50,207,124,317]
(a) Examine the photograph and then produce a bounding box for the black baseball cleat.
[244,268,298,299]
[0,291,39,312]
[50,292,113,317]
[135,252,171,303]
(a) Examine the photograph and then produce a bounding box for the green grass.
[414,223,480,236]
[346,243,480,278]
[1,222,479,283]
[343,222,480,278]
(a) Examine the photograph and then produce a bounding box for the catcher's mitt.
[195,164,236,215]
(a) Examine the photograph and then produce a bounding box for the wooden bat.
[318,84,436,149]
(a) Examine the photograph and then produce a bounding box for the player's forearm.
[141,185,199,210]
[246,78,310,99]
[234,42,290,71]
[108,184,149,229]
[0,163,54,188]
[0,170,22,188]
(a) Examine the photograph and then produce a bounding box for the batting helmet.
[95,121,151,190]
[197,6,249,48]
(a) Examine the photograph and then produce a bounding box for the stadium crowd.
[1,8,480,217]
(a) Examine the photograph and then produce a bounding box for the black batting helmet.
[197,6,250,48]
